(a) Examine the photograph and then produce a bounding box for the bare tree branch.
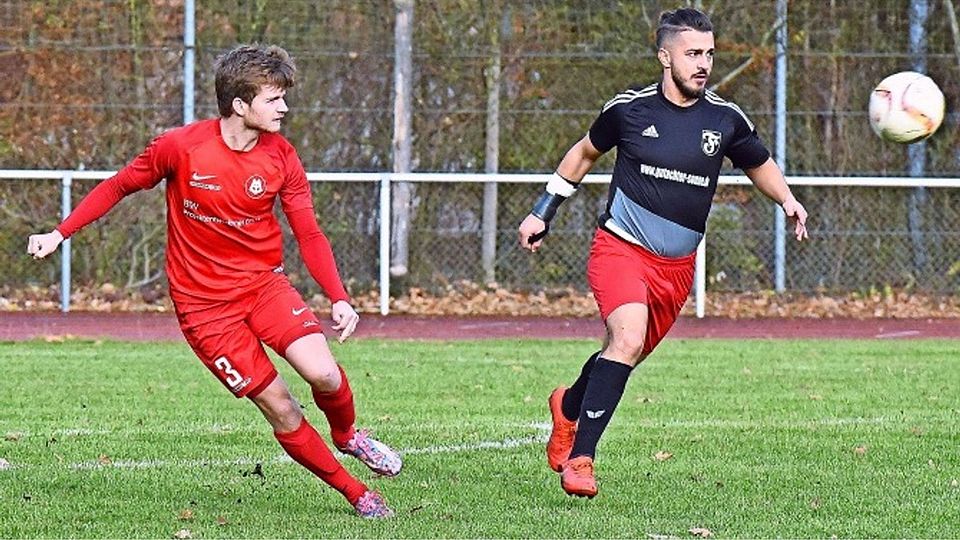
[125,223,164,289]
[710,15,784,93]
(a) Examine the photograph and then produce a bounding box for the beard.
[672,69,707,100]
[243,115,281,133]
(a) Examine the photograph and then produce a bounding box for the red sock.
[274,418,367,505]
[312,365,356,448]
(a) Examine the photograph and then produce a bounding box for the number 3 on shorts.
[214,356,244,388]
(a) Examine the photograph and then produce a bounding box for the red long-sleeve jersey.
[57,119,350,304]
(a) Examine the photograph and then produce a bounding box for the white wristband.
[545,172,579,198]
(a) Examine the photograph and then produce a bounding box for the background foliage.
[2,0,959,303]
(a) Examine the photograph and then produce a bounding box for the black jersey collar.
[657,82,703,112]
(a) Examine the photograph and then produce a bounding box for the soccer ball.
[868,71,945,144]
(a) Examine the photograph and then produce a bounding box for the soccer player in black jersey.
[518,7,809,498]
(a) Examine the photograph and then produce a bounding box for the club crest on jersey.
[701,130,722,156]
[245,175,266,199]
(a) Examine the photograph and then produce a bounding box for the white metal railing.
[4,169,960,316]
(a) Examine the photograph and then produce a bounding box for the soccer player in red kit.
[518,8,809,498]
[27,45,400,518]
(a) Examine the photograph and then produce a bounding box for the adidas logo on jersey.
[642,125,659,138]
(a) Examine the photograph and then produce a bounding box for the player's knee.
[270,398,304,432]
[609,332,646,362]
[251,389,304,432]
[307,364,342,393]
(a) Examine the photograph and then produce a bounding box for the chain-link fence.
[10,174,958,304]
[3,1,959,305]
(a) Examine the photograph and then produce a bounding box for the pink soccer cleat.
[338,429,403,477]
[354,490,394,519]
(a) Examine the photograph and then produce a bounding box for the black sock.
[561,351,600,421]
[570,357,633,460]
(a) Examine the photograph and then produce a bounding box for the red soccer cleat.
[560,455,598,498]
[547,386,577,472]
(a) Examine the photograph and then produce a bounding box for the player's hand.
[27,230,65,259]
[518,214,548,253]
[330,300,359,343]
[782,197,809,241]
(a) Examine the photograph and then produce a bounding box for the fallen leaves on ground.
[3,283,960,319]
[688,527,713,538]
[653,451,674,462]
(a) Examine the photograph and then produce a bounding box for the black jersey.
[588,83,770,257]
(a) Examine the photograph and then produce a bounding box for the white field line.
[0,416,901,472]
[5,415,899,442]
[68,433,549,471]
[603,416,896,430]
[3,421,540,440]
[72,455,289,471]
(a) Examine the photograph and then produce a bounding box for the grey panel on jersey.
[606,187,703,257]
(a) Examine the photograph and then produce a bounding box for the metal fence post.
[60,172,73,312]
[907,0,929,273]
[774,0,788,293]
[379,173,392,315]
[695,238,706,318]
[183,0,195,124]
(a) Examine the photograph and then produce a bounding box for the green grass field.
[1,337,959,538]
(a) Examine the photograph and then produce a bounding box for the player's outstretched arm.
[27,230,65,259]
[518,135,603,252]
[744,157,809,241]
[27,141,171,262]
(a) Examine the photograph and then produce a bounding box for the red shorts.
[587,228,696,356]
[173,272,324,398]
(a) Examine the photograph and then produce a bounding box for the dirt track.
[1,312,958,341]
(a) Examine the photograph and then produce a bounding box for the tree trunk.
[390,0,415,277]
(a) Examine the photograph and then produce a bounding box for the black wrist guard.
[530,191,567,223]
